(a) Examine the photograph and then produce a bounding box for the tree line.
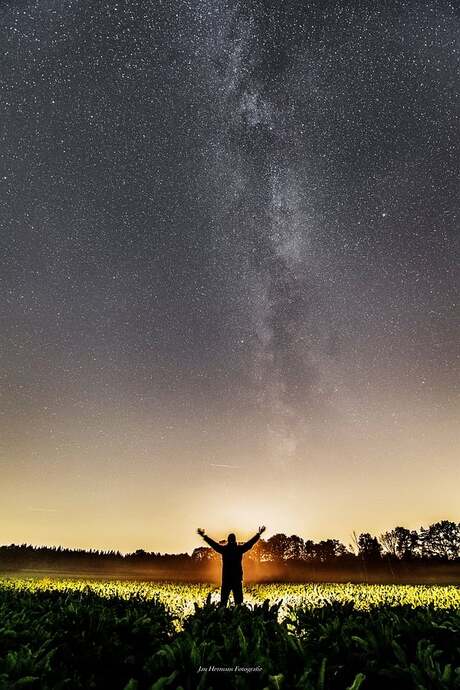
[1,520,460,570]
[192,520,460,564]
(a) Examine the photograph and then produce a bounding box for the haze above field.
[1,1,459,553]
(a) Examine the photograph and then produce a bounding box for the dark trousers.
[220,579,243,606]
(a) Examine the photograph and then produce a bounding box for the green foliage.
[0,585,174,690]
[1,579,460,689]
[288,602,460,689]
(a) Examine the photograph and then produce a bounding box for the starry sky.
[1,0,459,554]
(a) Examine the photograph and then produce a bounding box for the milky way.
[1,1,459,551]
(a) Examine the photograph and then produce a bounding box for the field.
[2,577,460,689]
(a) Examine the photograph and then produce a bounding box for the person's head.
[227,533,236,545]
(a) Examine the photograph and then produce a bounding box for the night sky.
[1,1,459,553]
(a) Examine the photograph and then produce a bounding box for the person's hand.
[258,525,266,535]
[197,528,205,537]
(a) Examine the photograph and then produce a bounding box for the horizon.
[3,515,459,557]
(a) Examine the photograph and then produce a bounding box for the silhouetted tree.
[285,535,307,560]
[191,547,217,562]
[265,534,290,561]
[303,539,316,560]
[245,538,271,562]
[420,521,460,560]
[357,533,382,560]
[314,539,348,562]
[381,526,420,559]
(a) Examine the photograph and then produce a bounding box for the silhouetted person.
[197,526,266,606]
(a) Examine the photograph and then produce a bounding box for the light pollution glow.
[1,2,459,554]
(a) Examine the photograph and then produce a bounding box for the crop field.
[1,577,460,689]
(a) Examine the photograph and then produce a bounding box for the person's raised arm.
[240,525,266,553]
[197,528,224,554]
